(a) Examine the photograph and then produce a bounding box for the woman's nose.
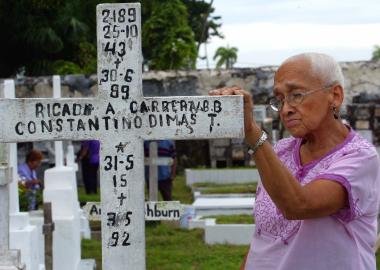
[280,99,296,116]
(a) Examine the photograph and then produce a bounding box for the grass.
[83,226,380,270]
[171,175,194,204]
[81,238,102,269]
[191,166,256,170]
[146,223,247,270]
[82,222,249,270]
[78,187,100,204]
[192,182,257,194]
[81,173,380,269]
[202,214,255,224]
[81,173,249,269]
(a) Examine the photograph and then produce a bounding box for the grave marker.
[145,141,174,201]
[0,144,24,270]
[42,202,54,270]
[0,3,244,269]
[2,80,41,270]
[83,201,183,221]
[53,75,64,168]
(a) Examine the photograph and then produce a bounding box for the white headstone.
[42,75,91,270]
[3,80,18,214]
[148,142,158,201]
[0,143,24,270]
[0,4,244,269]
[53,75,64,168]
[66,142,78,171]
[3,80,41,270]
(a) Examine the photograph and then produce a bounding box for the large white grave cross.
[0,3,244,269]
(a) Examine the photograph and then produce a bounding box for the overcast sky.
[197,0,380,68]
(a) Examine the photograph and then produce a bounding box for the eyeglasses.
[269,84,333,112]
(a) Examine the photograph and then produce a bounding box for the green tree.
[372,45,380,61]
[0,0,222,76]
[213,46,238,69]
[183,0,223,53]
[142,0,197,70]
[0,0,96,76]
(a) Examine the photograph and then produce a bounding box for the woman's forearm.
[247,127,306,218]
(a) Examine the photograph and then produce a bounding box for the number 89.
[110,84,129,99]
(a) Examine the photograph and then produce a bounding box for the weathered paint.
[0,96,243,142]
[148,142,158,201]
[0,145,24,270]
[53,75,64,168]
[83,201,184,221]
[144,157,173,166]
[0,166,11,248]
[145,141,174,201]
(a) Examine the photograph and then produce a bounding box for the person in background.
[77,140,100,194]
[210,52,380,270]
[144,140,177,201]
[18,149,44,210]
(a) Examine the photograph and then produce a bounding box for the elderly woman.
[210,53,380,270]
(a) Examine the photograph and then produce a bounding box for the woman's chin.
[286,127,305,138]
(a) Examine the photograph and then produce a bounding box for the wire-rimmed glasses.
[269,84,333,112]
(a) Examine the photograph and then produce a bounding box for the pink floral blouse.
[245,127,380,270]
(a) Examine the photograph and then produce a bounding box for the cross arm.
[140,95,245,140]
[0,98,100,142]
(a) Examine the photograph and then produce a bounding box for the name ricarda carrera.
[14,99,223,135]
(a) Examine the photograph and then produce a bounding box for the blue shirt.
[81,140,100,165]
[18,163,40,190]
[144,140,176,181]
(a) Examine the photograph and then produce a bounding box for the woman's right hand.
[209,86,261,145]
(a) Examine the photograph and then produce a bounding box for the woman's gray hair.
[284,53,345,88]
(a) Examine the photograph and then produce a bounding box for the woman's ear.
[331,84,344,107]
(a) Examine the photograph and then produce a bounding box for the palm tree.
[372,45,380,61]
[213,45,238,69]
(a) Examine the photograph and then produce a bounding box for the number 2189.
[102,8,136,24]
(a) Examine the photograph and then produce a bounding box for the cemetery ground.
[79,174,250,270]
[192,182,257,195]
[78,174,380,269]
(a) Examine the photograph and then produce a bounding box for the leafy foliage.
[142,0,197,70]
[0,0,93,76]
[52,60,82,75]
[213,45,238,69]
[183,0,223,52]
[372,45,380,61]
[18,184,43,211]
[0,0,222,76]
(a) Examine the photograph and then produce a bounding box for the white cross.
[0,3,244,269]
[144,141,174,201]
[0,144,24,269]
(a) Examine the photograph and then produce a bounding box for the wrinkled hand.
[209,86,260,141]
